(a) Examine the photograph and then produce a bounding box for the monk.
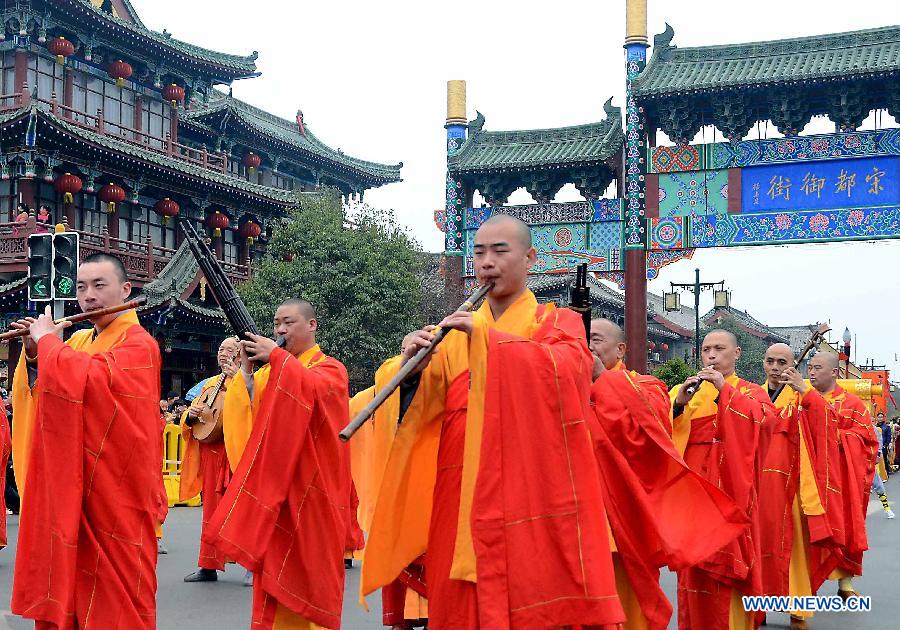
[758,344,842,630]
[205,298,353,629]
[181,336,241,583]
[807,352,879,601]
[362,214,625,629]
[1,405,9,550]
[350,360,428,630]
[10,253,162,628]
[670,329,777,630]
[588,319,746,630]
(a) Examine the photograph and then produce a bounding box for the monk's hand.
[9,316,37,359]
[401,325,437,373]
[780,366,808,394]
[438,311,474,336]
[592,354,605,381]
[222,360,239,378]
[698,367,726,391]
[242,333,278,363]
[675,376,701,404]
[27,305,70,344]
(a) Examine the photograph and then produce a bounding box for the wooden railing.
[0,90,230,175]
[0,214,250,287]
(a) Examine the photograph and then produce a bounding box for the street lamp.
[842,327,852,379]
[667,268,726,369]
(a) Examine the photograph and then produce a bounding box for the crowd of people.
[0,214,895,630]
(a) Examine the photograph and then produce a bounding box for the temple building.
[0,0,400,394]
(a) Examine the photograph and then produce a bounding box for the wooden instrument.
[768,322,831,402]
[338,282,494,442]
[0,297,147,341]
[188,343,239,444]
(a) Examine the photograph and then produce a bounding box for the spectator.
[34,205,52,233]
[12,203,29,236]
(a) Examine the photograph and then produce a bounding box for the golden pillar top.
[446,80,467,126]
[625,0,648,46]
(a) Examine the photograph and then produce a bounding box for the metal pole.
[52,298,65,339]
[694,267,701,369]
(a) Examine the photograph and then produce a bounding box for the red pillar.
[169,107,179,145]
[17,177,35,209]
[63,68,74,116]
[14,49,28,94]
[624,248,648,373]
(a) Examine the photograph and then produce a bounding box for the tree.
[702,316,768,384]
[238,189,423,390]
[653,357,695,390]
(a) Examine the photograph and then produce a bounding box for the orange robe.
[205,345,352,630]
[822,386,878,577]
[363,290,624,629]
[671,374,777,630]
[759,385,843,616]
[1,406,9,548]
[11,311,163,629]
[590,364,746,630]
[179,377,232,572]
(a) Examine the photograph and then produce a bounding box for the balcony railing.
[0,89,230,175]
[0,214,250,287]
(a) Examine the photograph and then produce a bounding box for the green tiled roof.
[633,24,900,98]
[142,241,227,321]
[66,0,258,78]
[4,105,298,205]
[182,95,402,186]
[448,99,623,173]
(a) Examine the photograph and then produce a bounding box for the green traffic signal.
[27,234,53,301]
[52,233,80,299]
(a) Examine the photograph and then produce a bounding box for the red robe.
[671,375,777,630]
[590,367,747,630]
[363,291,624,629]
[824,386,878,576]
[759,387,844,600]
[11,312,162,629]
[204,346,352,629]
[1,406,9,548]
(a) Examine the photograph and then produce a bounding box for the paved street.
[1,476,898,629]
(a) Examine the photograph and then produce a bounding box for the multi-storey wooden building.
[0,0,400,393]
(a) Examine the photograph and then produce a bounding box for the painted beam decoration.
[647,129,900,249]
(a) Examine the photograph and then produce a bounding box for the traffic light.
[52,232,79,300]
[27,234,53,301]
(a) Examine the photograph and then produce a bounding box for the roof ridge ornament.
[468,111,485,134]
[602,97,620,120]
[654,23,675,52]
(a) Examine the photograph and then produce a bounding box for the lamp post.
[664,268,726,369]
[842,327,852,379]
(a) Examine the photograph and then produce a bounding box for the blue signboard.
[742,156,900,212]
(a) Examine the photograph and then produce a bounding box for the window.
[119,203,151,243]
[0,180,13,221]
[223,228,240,264]
[31,54,64,102]
[81,202,105,234]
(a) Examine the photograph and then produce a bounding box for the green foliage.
[702,316,768,384]
[653,357,695,390]
[238,189,422,388]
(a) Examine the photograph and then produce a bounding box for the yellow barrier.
[162,423,201,507]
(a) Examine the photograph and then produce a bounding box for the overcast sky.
[137,0,900,374]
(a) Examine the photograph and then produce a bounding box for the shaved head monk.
[0,405,8,551]
[11,253,163,628]
[204,298,354,629]
[181,336,241,584]
[362,213,625,627]
[587,319,745,629]
[670,329,777,630]
[807,352,879,602]
[758,343,843,630]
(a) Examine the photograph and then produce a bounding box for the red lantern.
[660,343,669,352]
[647,341,656,351]
[239,220,262,243]
[99,183,126,213]
[154,198,180,224]
[54,172,83,205]
[48,36,75,65]
[242,151,261,174]
[206,210,230,237]
[108,60,133,87]
[162,83,185,107]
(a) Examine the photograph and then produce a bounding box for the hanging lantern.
[108,60,133,87]
[55,172,83,205]
[239,220,262,244]
[205,210,230,237]
[242,151,261,174]
[647,341,656,351]
[99,182,126,213]
[48,36,75,65]
[660,343,669,352]
[162,83,185,107]
[154,197,180,224]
